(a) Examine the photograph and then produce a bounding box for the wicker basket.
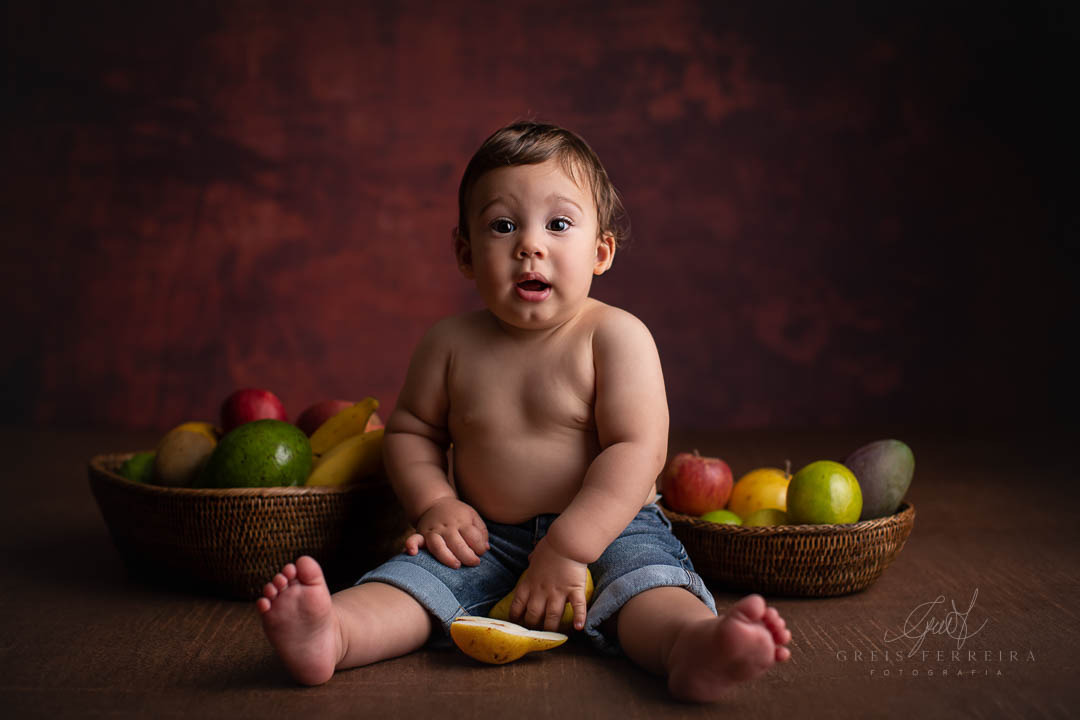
[88,452,412,600]
[662,502,915,597]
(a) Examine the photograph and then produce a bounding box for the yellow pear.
[450,617,566,664]
[167,421,219,444]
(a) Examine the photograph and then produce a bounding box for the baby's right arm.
[383,320,489,568]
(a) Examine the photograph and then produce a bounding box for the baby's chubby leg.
[257,556,433,685]
[613,586,792,703]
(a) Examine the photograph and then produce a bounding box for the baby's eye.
[548,217,572,232]
[491,219,515,234]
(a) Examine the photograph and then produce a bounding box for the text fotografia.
[836,648,1036,677]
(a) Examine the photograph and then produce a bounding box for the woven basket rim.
[89,451,377,497]
[661,500,915,537]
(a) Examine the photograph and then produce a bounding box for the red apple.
[220,388,288,433]
[295,399,352,436]
[660,450,734,516]
[295,399,385,436]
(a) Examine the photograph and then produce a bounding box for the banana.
[309,397,379,456]
[305,428,385,487]
[450,617,566,665]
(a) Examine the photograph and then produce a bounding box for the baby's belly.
[452,431,598,524]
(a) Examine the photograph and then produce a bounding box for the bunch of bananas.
[305,397,385,487]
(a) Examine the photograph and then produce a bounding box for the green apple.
[700,509,742,525]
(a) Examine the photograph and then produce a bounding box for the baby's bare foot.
[666,594,792,703]
[256,555,342,685]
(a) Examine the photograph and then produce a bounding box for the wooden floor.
[1,425,1076,719]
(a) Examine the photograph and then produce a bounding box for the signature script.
[883,589,988,656]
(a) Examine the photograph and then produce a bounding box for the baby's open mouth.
[516,279,550,291]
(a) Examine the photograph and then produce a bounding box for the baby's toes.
[731,594,767,623]
[763,608,789,642]
[776,645,791,662]
[263,581,280,600]
[272,572,290,591]
[256,582,278,613]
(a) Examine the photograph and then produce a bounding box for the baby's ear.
[452,227,475,279]
[593,234,616,276]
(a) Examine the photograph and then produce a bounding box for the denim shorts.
[357,501,717,654]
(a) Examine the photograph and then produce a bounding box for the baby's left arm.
[547,308,670,560]
[509,309,669,631]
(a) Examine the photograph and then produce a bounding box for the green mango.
[196,419,312,488]
[845,439,914,520]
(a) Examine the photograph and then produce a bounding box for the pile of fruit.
[660,440,915,526]
[116,388,386,489]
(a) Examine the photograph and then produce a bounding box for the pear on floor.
[450,617,567,665]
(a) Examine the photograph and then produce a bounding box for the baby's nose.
[516,238,545,259]
[514,226,546,259]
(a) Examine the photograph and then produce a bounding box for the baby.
[257,121,791,702]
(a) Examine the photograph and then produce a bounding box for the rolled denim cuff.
[358,560,469,636]
[583,564,717,655]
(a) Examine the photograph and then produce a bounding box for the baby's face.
[458,159,615,332]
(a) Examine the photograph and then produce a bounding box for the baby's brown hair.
[455,121,629,247]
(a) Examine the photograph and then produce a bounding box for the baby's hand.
[510,538,589,633]
[404,497,490,569]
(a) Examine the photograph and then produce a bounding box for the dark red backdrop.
[4,1,1073,432]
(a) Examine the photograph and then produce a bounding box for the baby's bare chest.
[448,342,596,434]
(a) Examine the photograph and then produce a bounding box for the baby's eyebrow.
[476,194,584,217]
[548,194,584,214]
[477,195,513,216]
